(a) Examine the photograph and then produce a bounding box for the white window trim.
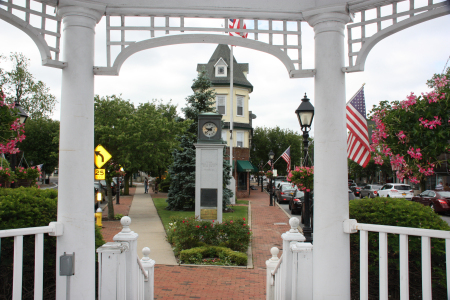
[216,95,227,115]
[236,131,245,148]
[236,95,244,117]
[214,57,228,77]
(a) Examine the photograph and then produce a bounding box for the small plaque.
[201,209,217,220]
[201,189,217,207]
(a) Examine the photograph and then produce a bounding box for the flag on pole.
[346,85,371,168]
[229,19,248,38]
[267,160,273,170]
[281,146,291,173]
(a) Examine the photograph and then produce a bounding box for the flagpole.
[229,44,234,185]
[346,83,365,105]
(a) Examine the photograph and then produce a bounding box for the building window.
[238,172,247,191]
[216,95,226,115]
[214,58,228,77]
[237,96,244,116]
[221,130,227,142]
[236,131,244,147]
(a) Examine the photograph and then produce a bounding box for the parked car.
[289,189,304,215]
[113,177,124,189]
[274,183,296,204]
[100,180,116,196]
[349,183,367,197]
[94,182,105,207]
[271,179,288,195]
[348,179,355,186]
[348,189,356,200]
[359,184,383,198]
[377,183,413,199]
[412,190,450,214]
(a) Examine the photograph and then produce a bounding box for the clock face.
[202,122,218,138]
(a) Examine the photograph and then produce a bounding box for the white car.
[377,184,414,199]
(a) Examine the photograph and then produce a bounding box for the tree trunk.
[124,173,130,195]
[106,179,114,220]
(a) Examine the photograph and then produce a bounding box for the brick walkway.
[101,184,292,299]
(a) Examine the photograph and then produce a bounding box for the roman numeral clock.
[195,113,225,223]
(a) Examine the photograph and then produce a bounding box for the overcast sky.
[0,11,449,137]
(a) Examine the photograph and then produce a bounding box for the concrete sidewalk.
[128,186,177,265]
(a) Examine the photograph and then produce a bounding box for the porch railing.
[0,222,63,300]
[97,216,155,300]
[343,219,450,300]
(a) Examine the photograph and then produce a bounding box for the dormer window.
[214,58,228,77]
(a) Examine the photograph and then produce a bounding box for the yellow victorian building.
[197,44,257,197]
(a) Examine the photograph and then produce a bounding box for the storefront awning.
[236,160,258,172]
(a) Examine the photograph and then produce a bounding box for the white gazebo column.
[304,8,351,299]
[56,6,102,300]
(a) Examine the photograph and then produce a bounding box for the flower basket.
[0,167,15,186]
[16,179,32,187]
[0,180,11,188]
[266,170,273,179]
[14,166,41,186]
[287,166,314,191]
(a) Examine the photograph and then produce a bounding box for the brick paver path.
[102,184,292,299]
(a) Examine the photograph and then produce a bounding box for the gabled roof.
[196,44,253,92]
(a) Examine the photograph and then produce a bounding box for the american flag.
[267,160,273,170]
[281,146,291,173]
[229,19,248,38]
[346,86,371,168]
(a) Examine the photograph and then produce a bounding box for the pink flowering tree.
[369,68,450,190]
[0,88,26,154]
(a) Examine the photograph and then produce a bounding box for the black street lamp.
[268,150,275,206]
[295,93,314,243]
[11,101,28,188]
[259,160,264,192]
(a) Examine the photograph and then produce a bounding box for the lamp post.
[268,150,274,206]
[295,93,314,243]
[259,160,264,192]
[11,101,28,188]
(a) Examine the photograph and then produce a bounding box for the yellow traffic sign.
[95,169,106,180]
[95,145,112,168]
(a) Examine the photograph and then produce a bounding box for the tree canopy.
[19,118,59,176]
[369,68,450,187]
[0,53,57,119]
[250,126,312,175]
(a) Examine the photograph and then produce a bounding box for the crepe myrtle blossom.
[396,131,407,144]
[419,116,442,129]
[407,147,422,160]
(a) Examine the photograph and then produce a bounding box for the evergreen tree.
[167,70,232,210]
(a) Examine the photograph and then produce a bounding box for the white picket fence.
[267,217,450,300]
[0,216,155,300]
[0,222,63,300]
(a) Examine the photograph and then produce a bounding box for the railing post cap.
[142,247,151,261]
[270,247,280,260]
[289,217,300,232]
[120,216,132,233]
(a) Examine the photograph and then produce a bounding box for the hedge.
[180,245,247,266]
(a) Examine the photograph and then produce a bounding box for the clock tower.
[194,113,225,223]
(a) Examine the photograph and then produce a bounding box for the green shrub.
[0,187,105,300]
[166,216,251,256]
[349,197,450,299]
[180,245,247,266]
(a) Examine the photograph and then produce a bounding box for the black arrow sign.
[95,151,104,162]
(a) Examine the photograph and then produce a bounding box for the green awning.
[237,160,257,172]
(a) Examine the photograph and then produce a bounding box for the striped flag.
[281,146,291,173]
[267,160,273,170]
[346,86,371,168]
[229,19,248,38]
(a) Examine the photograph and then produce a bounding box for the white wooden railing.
[267,218,450,299]
[97,216,155,300]
[0,222,63,300]
[266,217,312,300]
[343,219,450,300]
